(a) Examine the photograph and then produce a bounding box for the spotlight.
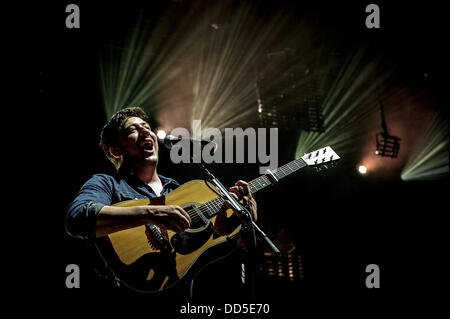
[375,101,400,158]
[358,165,367,174]
[375,132,401,158]
[257,99,263,113]
[156,129,167,140]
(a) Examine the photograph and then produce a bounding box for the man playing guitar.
[66,106,257,295]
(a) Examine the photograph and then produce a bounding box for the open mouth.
[140,139,155,153]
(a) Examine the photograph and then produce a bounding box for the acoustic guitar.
[94,146,340,293]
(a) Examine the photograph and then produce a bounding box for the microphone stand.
[196,161,280,301]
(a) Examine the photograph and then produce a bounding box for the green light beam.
[401,109,449,181]
[295,47,394,158]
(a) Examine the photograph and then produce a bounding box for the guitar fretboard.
[200,157,308,219]
[248,158,307,193]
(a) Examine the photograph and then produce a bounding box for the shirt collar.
[117,168,178,188]
[159,174,179,187]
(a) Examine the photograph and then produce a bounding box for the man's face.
[115,116,159,166]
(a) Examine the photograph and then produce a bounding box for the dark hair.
[99,107,149,169]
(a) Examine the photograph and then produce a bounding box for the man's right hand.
[95,204,191,238]
[146,205,191,233]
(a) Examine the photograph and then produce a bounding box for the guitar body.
[94,180,241,293]
[93,146,341,294]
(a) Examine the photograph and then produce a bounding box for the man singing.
[66,106,257,298]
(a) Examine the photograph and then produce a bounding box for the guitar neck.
[202,157,308,219]
[248,157,307,194]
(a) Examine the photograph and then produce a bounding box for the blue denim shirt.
[66,171,179,241]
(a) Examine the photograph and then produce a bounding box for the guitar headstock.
[301,146,340,169]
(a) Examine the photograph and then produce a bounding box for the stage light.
[98,0,397,164]
[295,47,393,160]
[156,130,167,140]
[99,1,296,131]
[358,165,367,174]
[375,132,401,158]
[374,100,401,158]
[257,99,263,113]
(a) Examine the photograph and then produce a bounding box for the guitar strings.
[182,180,262,224]
[183,199,225,224]
[183,172,280,224]
[181,160,307,226]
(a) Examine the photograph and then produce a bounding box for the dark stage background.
[26,0,448,316]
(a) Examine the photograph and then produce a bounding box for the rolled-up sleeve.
[66,174,113,241]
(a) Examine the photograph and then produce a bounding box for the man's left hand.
[228,180,257,222]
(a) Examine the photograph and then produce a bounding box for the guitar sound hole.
[182,204,207,229]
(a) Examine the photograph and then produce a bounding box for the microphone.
[163,135,217,150]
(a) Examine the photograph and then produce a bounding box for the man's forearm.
[95,205,151,238]
[95,204,191,237]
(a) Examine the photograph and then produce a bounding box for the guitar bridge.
[145,224,172,252]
